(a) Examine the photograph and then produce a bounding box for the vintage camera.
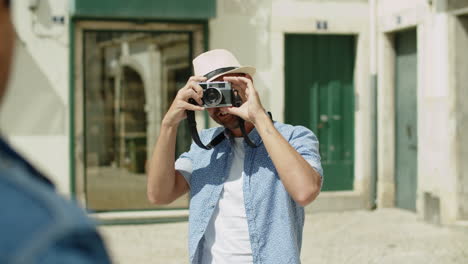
[199,81,234,108]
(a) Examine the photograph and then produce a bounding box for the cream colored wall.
[1,0,70,194]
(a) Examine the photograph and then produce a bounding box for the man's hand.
[147,76,205,205]
[163,76,206,127]
[222,76,267,124]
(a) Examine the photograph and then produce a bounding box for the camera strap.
[186,95,273,150]
[232,91,259,148]
[186,103,225,150]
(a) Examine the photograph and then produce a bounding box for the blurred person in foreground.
[147,49,323,264]
[0,1,111,263]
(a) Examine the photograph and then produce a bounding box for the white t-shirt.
[176,138,253,264]
[201,138,253,264]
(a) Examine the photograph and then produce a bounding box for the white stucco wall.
[1,0,70,194]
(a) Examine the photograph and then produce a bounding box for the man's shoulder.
[199,126,224,140]
[0,169,95,226]
[0,162,101,261]
[273,122,315,140]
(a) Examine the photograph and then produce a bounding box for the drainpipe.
[369,0,378,209]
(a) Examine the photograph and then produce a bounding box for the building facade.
[2,0,467,225]
[375,0,468,225]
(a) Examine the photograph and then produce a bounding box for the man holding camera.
[147,49,323,264]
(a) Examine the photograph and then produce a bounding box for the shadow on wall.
[0,38,65,135]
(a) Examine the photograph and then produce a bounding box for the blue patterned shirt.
[176,122,323,264]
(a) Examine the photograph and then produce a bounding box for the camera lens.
[204,88,222,107]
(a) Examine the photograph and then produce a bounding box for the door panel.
[395,29,418,211]
[285,34,355,191]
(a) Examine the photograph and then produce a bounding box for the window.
[74,22,204,211]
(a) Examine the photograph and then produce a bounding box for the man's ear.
[245,74,253,82]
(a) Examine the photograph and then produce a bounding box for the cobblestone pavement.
[100,208,468,264]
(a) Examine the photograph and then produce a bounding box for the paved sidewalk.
[100,208,468,264]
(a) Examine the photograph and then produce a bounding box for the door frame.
[452,13,468,221]
[377,16,423,210]
[271,1,371,212]
[71,20,205,211]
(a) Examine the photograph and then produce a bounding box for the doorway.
[285,34,355,191]
[455,15,468,219]
[394,28,418,212]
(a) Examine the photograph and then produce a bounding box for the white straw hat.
[193,49,256,82]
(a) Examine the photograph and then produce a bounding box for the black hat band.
[203,67,238,80]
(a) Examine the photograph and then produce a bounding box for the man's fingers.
[187,88,203,105]
[188,81,204,98]
[182,101,204,111]
[185,76,206,98]
[224,76,256,100]
[238,77,255,92]
[223,76,242,84]
[188,76,207,83]
[224,76,249,84]
[225,107,242,117]
[224,76,254,90]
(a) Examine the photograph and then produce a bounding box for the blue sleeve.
[176,141,197,184]
[38,230,112,264]
[175,127,223,185]
[289,126,324,178]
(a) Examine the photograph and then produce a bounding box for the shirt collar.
[0,136,54,187]
[223,126,263,147]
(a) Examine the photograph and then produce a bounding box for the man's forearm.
[147,122,179,204]
[254,112,322,206]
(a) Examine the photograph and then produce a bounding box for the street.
[100,208,468,263]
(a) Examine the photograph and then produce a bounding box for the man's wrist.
[252,110,272,127]
[161,117,180,130]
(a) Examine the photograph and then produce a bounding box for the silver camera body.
[199,81,234,108]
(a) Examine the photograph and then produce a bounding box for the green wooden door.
[285,34,355,191]
[395,29,418,211]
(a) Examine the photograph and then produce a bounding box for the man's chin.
[224,123,240,130]
[216,116,240,129]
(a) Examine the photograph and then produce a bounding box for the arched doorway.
[117,66,147,174]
